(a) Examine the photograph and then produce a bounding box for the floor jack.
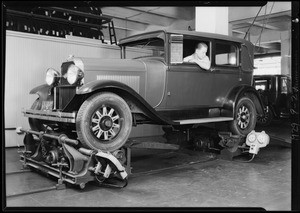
[16,127,180,190]
[16,126,269,190]
[52,161,68,190]
[172,127,270,162]
[217,132,246,161]
[217,130,270,161]
[16,128,132,190]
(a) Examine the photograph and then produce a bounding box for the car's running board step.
[174,117,233,124]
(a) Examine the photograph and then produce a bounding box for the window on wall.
[254,56,281,75]
[215,42,238,66]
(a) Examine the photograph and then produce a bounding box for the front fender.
[76,80,137,95]
[65,80,176,125]
[222,85,265,117]
[29,84,52,101]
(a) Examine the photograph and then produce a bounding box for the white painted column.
[280,31,291,76]
[195,7,229,35]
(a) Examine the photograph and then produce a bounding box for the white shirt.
[183,53,211,70]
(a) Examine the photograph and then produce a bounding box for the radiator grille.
[60,61,75,85]
[57,86,76,110]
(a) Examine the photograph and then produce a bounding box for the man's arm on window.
[183,55,192,62]
[193,57,211,70]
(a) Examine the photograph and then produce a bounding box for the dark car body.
[23,29,265,152]
[253,74,291,125]
[19,29,267,187]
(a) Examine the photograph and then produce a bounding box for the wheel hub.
[241,114,248,121]
[100,116,113,131]
[237,105,250,129]
[91,106,121,141]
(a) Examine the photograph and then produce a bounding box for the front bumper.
[22,109,76,123]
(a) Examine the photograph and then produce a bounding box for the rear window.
[215,42,238,66]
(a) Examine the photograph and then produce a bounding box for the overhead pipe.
[6,9,108,30]
[40,7,113,24]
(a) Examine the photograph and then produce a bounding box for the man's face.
[196,47,207,60]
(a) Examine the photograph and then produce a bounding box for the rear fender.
[222,85,265,117]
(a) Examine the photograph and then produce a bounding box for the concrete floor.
[4,120,291,210]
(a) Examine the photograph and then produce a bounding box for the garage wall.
[5,31,163,147]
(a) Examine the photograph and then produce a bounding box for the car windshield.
[123,38,165,59]
[254,79,270,91]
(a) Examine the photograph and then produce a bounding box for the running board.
[174,117,233,125]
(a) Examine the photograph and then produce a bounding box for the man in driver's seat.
[183,43,211,70]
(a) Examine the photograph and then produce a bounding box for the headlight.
[67,64,84,85]
[45,68,60,86]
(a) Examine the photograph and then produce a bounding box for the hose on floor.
[233,153,256,163]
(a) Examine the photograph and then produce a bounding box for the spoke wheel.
[237,105,250,130]
[257,106,273,126]
[91,106,121,141]
[230,97,257,136]
[76,92,132,152]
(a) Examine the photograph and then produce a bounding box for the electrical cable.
[255,4,268,51]
[254,2,276,52]
[244,5,264,40]
[233,153,256,163]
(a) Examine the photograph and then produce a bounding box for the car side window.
[215,42,238,66]
[182,38,210,62]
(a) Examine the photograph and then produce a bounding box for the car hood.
[76,57,167,106]
[80,58,147,73]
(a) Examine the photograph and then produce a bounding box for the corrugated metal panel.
[96,75,140,93]
[5,31,121,147]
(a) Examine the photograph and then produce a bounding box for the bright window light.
[254,56,281,75]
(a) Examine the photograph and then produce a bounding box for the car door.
[165,37,214,109]
[166,63,214,108]
[211,40,241,107]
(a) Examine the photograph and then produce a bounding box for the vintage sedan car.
[23,29,265,153]
[253,74,291,126]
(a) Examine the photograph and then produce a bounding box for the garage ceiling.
[5,3,291,57]
[100,5,291,57]
[100,7,195,33]
[230,10,291,56]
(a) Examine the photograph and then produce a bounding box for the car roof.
[118,29,253,47]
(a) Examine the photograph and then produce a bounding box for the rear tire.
[230,97,257,136]
[76,92,132,152]
[257,106,273,126]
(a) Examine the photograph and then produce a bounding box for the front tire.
[76,92,132,152]
[230,97,257,136]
